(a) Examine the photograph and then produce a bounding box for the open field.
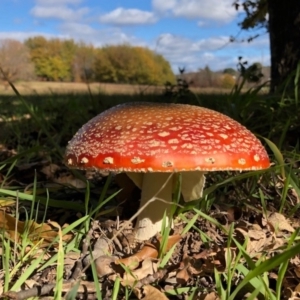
[0,80,234,96]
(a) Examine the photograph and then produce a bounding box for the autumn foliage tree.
[72,43,96,82]
[0,39,34,86]
[94,45,175,85]
[14,37,175,85]
[25,36,76,81]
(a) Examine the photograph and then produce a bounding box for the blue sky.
[0,0,270,72]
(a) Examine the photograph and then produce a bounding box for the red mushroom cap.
[65,102,270,172]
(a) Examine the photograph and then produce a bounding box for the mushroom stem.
[126,171,207,241]
[127,172,175,241]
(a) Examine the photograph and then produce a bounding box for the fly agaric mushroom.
[65,102,270,241]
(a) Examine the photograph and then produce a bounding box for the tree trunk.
[268,0,300,93]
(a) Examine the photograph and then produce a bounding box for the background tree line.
[0,37,175,86]
[1,37,268,90]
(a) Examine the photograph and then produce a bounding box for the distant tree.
[152,52,176,85]
[221,73,236,89]
[0,39,34,87]
[234,0,300,93]
[223,68,236,76]
[25,36,50,80]
[93,45,175,85]
[203,65,213,86]
[72,43,96,82]
[134,47,175,85]
[94,48,117,83]
[25,36,76,81]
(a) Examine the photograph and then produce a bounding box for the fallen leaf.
[134,285,168,300]
[95,255,117,277]
[199,292,220,300]
[227,207,242,222]
[116,235,181,270]
[122,258,158,286]
[0,210,73,247]
[267,212,294,233]
[116,242,158,270]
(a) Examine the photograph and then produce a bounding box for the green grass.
[0,79,299,299]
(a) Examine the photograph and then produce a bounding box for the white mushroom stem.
[127,172,174,241]
[126,171,206,241]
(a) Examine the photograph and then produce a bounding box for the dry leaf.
[122,258,158,286]
[116,235,181,270]
[41,163,60,178]
[54,174,86,188]
[116,242,158,270]
[134,285,168,300]
[227,207,242,222]
[267,212,294,232]
[295,266,300,278]
[0,210,73,247]
[199,292,220,300]
[177,255,192,284]
[95,255,117,277]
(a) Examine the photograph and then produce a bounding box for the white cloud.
[197,21,205,27]
[152,0,177,11]
[155,33,269,71]
[156,33,229,53]
[152,0,237,23]
[59,22,97,36]
[99,8,157,25]
[0,31,66,42]
[57,23,144,47]
[35,0,83,5]
[30,5,89,21]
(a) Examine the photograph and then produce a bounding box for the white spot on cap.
[81,157,89,164]
[131,157,145,164]
[115,126,122,130]
[168,138,179,144]
[158,131,170,137]
[238,158,246,165]
[254,154,260,162]
[181,134,191,141]
[149,140,161,147]
[103,157,114,164]
[205,157,215,164]
[147,167,153,172]
[169,126,182,131]
[162,161,173,167]
[67,158,73,165]
[181,143,193,149]
[219,134,228,139]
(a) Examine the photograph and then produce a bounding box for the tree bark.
[268,0,300,93]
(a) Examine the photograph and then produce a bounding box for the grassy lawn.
[0,81,299,299]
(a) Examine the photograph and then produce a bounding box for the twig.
[3,280,102,300]
[4,284,55,300]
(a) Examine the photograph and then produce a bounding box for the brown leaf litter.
[0,164,300,299]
